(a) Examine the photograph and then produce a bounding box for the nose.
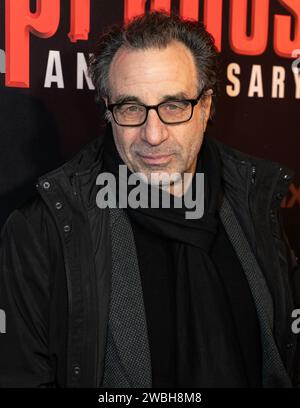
[140,108,169,146]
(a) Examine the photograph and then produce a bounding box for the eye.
[117,104,144,114]
[165,103,180,111]
[128,105,142,112]
[162,101,190,111]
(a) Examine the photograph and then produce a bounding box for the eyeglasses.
[107,89,206,127]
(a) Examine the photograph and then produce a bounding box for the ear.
[201,89,213,127]
[103,97,113,123]
[103,96,108,108]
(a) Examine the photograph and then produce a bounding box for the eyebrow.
[112,92,192,105]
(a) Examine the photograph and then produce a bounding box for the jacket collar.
[37,126,294,213]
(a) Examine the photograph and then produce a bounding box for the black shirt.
[129,213,262,387]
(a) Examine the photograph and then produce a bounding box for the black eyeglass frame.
[107,89,206,127]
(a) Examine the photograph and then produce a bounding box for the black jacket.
[0,131,299,387]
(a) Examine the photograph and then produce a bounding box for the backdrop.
[0,0,299,258]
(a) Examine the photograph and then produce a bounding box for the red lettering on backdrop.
[5,0,60,88]
[180,0,223,51]
[125,0,199,21]
[124,0,145,23]
[229,0,269,55]
[179,0,198,20]
[151,0,171,13]
[203,0,223,51]
[124,0,170,24]
[124,0,222,50]
[68,0,90,42]
[274,0,300,58]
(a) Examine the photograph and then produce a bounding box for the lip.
[139,154,173,165]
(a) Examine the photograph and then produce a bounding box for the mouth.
[138,153,173,165]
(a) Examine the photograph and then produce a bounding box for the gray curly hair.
[88,11,220,117]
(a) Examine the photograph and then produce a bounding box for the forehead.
[108,41,199,102]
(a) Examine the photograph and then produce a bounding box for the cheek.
[172,122,204,171]
[179,120,203,156]
[189,113,205,149]
[112,125,138,157]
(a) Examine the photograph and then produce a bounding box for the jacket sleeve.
[0,208,56,387]
[281,222,300,388]
[289,249,300,388]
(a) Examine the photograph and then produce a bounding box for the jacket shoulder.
[1,192,61,263]
[39,134,105,183]
[209,136,294,178]
[0,197,59,387]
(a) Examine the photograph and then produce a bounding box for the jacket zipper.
[71,174,79,197]
[37,180,75,386]
[71,173,100,387]
[251,165,256,185]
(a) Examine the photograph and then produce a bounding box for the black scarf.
[102,127,262,387]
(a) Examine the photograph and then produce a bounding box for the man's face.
[105,41,212,187]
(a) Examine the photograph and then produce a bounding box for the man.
[0,12,299,388]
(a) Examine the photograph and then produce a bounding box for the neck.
[163,173,191,197]
[164,158,197,197]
